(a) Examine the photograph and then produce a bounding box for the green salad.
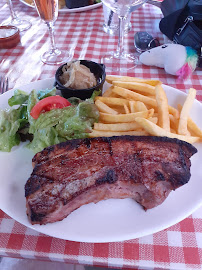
[0,88,100,153]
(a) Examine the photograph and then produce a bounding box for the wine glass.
[7,0,32,32]
[33,0,72,65]
[102,2,132,35]
[101,0,147,72]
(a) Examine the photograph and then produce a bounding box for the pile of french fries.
[90,75,202,144]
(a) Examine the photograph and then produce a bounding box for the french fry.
[188,118,202,138]
[148,117,158,124]
[95,100,118,115]
[95,96,129,106]
[135,117,200,144]
[112,86,157,107]
[94,122,141,131]
[178,104,202,138]
[112,81,156,96]
[89,130,149,138]
[113,86,179,118]
[143,80,162,87]
[99,109,154,123]
[124,104,130,114]
[106,75,145,84]
[110,92,122,98]
[155,84,170,132]
[129,101,136,113]
[178,88,196,135]
[169,114,179,133]
[163,104,179,119]
[106,75,161,86]
[136,101,148,112]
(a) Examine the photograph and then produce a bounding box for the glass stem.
[116,16,126,58]
[7,0,17,20]
[47,22,57,52]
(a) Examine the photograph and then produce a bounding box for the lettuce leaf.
[0,107,28,152]
[8,87,57,107]
[27,99,99,153]
[27,127,65,153]
[8,89,29,107]
[37,87,56,100]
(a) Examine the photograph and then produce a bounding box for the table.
[0,1,202,269]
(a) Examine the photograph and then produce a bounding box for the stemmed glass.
[33,0,72,65]
[101,0,147,72]
[7,0,32,32]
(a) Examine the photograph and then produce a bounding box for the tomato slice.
[30,96,71,119]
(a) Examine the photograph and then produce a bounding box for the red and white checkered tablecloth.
[0,1,202,269]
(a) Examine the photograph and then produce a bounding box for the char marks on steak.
[25,136,197,225]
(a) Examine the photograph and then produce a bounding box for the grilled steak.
[25,136,197,225]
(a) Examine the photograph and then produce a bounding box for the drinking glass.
[102,2,132,35]
[101,0,147,72]
[7,0,31,32]
[33,0,72,65]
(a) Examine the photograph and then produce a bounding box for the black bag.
[159,0,202,67]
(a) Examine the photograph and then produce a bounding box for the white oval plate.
[19,0,102,13]
[0,78,202,243]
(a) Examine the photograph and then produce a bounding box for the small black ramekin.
[55,60,106,100]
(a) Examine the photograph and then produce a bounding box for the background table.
[0,1,202,269]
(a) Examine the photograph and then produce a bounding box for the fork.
[0,76,9,95]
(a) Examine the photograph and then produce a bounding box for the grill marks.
[25,136,197,225]
[33,147,114,184]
